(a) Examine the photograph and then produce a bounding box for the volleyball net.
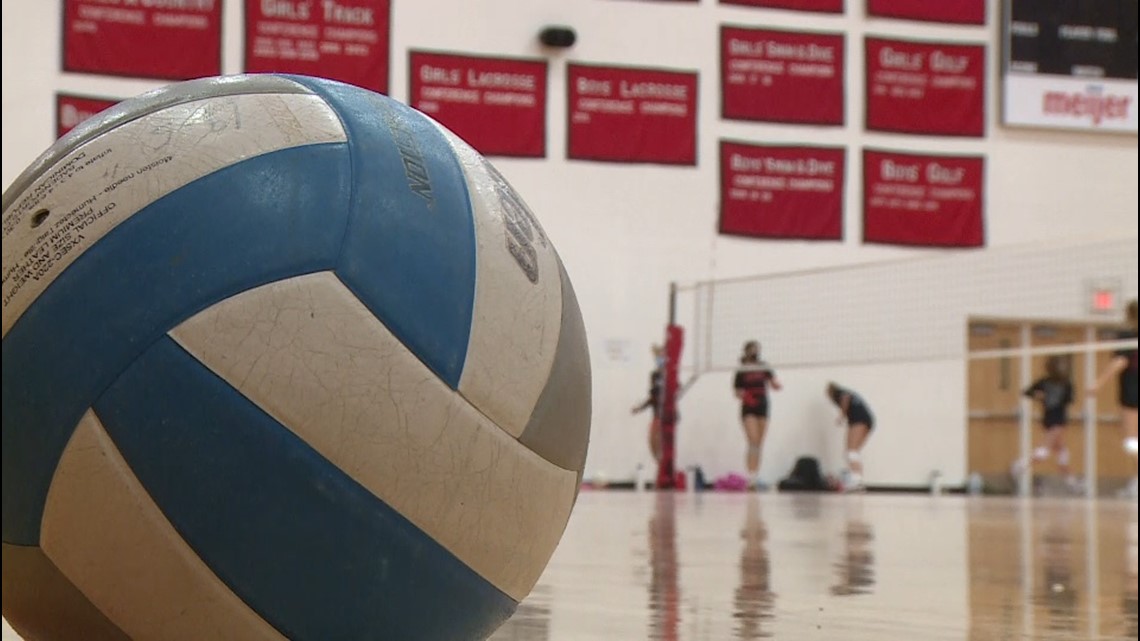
[658,236,1138,495]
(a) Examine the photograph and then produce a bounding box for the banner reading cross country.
[63,0,221,79]
[721,26,845,125]
[720,141,845,241]
[867,0,985,25]
[409,51,547,158]
[56,94,119,139]
[863,149,985,248]
[719,0,843,14]
[865,37,986,137]
[567,64,698,165]
[244,0,390,93]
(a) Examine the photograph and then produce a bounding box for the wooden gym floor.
[4,491,1137,640]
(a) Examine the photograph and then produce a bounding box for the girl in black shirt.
[632,345,666,464]
[1091,299,1139,498]
[1021,356,1077,487]
[827,382,874,492]
[733,341,782,489]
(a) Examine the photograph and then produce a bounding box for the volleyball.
[1,74,591,641]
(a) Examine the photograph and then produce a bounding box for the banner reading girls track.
[863,149,984,248]
[56,94,119,138]
[865,37,986,137]
[245,0,390,93]
[409,52,546,158]
[867,0,985,25]
[63,0,221,79]
[719,0,843,13]
[567,64,698,165]
[721,26,844,125]
[720,141,845,241]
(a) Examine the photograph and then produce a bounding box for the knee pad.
[1057,449,1071,467]
[1032,446,1050,461]
[846,450,861,464]
[1126,437,1139,456]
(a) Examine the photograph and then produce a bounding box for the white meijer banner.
[1004,74,1138,133]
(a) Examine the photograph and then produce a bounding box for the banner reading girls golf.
[865,37,986,137]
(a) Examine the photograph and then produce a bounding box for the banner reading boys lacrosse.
[863,149,985,248]
[567,64,698,165]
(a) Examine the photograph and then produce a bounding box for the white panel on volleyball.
[1,92,346,337]
[169,272,577,602]
[432,125,564,439]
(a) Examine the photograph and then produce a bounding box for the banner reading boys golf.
[863,149,985,248]
[56,94,119,138]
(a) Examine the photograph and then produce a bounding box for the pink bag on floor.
[713,473,750,492]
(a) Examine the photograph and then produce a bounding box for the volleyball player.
[1090,299,1138,498]
[826,382,874,492]
[733,341,781,489]
[632,344,666,464]
[1017,356,1079,490]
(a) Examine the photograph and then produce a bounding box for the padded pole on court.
[1083,326,1097,499]
[1018,323,1032,498]
[658,284,682,489]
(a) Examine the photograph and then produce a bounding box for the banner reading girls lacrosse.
[865,37,986,137]
[56,94,119,138]
[63,0,221,79]
[409,52,547,158]
[721,26,845,125]
[567,64,698,165]
[863,149,985,248]
[245,0,390,93]
[720,141,845,241]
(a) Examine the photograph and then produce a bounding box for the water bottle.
[635,463,646,492]
[967,472,984,496]
[929,470,943,495]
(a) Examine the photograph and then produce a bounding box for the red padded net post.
[656,324,684,489]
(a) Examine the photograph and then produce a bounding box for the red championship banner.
[567,64,698,165]
[863,149,984,248]
[245,0,390,93]
[720,0,843,13]
[56,94,119,138]
[409,52,546,158]
[721,26,844,125]
[865,37,986,137]
[63,0,220,80]
[867,0,985,25]
[720,141,845,241]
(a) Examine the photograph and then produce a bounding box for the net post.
[1018,323,1032,498]
[1083,325,1097,499]
[658,283,683,489]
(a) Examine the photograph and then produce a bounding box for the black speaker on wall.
[539,26,577,49]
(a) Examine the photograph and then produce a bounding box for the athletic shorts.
[847,404,874,430]
[1042,408,1067,430]
[1121,385,1138,410]
[741,397,769,419]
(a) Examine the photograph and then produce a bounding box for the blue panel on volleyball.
[290,76,477,389]
[93,337,516,641]
[1,145,351,545]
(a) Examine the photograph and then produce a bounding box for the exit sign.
[1086,279,1122,315]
